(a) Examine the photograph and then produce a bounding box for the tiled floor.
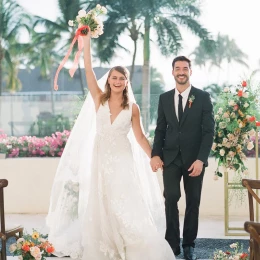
[6,214,249,259]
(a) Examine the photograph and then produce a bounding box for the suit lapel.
[169,89,179,127]
[180,86,196,127]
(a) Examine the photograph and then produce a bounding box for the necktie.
[178,94,183,124]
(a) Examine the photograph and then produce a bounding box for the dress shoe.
[173,246,181,256]
[183,246,197,260]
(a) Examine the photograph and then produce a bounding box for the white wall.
[0,157,257,216]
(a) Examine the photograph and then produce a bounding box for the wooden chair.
[242,179,260,260]
[244,221,260,260]
[0,179,24,260]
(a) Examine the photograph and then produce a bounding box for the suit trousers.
[162,153,205,249]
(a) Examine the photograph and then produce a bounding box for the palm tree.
[0,0,31,94]
[191,33,248,70]
[32,0,87,94]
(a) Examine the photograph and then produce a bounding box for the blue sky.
[17,0,260,90]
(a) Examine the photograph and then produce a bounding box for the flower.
[213,242,249,260]
[242,81,247,87]
[69,5,107,38]
[188,95,195,108]
[0,130,70,158]
[211,80,257,180]
[10,230,55,260]
[68,20,74,26]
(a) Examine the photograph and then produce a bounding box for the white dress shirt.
[174,85,191,121]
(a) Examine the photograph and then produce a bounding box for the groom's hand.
[188,160,203,177]
[150,156,164,172]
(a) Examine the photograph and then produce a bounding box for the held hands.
[188,160,204,177]
[150,156,164,172]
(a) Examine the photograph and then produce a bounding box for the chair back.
[245,221,260,260]
[0,179,8,260]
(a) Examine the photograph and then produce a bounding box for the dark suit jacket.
[151,86,215,169]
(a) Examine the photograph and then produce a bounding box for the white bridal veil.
[46,72,166,258]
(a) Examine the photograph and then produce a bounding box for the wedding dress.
[46,73,175,260]
[81,101,175,259]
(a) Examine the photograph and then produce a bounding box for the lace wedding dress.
[81,101,175,260]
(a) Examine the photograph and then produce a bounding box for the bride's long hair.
[100,66,130,109]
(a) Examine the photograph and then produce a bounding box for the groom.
[150,56,214,260]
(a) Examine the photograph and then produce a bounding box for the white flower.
[17,238,25,244]
[242,92,248,98]
[239,122,244,128]
[219,122,227,129]
[18,256,23,260]
[229,100,235,106]
[101,6,107,14]
[76,15,81,22]
[68,20,74,26]
[248,129,256,137]
[230,243,238,249]
[247,141,254,150]
[244,102,249,108]
[212,143,217,151]
[218,108,223,114]
[78,10,87,17]
[222,138,228,144]
[219,149,225,156]
[214,115,220,120]
[30,246,42,258]
[223,87,230,92]
[227,133,235,140]
[9,243,17,253]
[96,4,101,9]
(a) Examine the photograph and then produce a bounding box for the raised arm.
[83,34,102,110]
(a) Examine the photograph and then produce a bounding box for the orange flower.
[22,244,30,252]
[240,253,248,258]
[238,90,243,97]
[249,116,256,122]
[242,81,247,87]
[46,246,55,254]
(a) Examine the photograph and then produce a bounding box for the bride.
[46,32,175,260]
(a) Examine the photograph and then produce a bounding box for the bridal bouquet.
[212,80,258,180]
[9,230,55,260]
[54,4,107,90]
[68,4,107,38]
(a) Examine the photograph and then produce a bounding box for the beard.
[174,75,189,85]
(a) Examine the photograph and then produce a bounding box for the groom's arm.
[197,91,215,164]
[151,95,167,159]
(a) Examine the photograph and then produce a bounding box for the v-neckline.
[107,101,124,126]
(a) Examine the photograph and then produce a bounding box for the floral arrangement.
[0,129,70,158]
[211,80,258,180]
[212,242,249,260]
[68,4,107,38]
[9,230,55,260]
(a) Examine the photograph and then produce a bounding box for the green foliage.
[212,80,258,181]
[30,112,71,137]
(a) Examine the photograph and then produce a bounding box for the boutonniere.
[188,95,195,108]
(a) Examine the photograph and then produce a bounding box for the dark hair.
[100,66,130,109]
[172,56,191,69]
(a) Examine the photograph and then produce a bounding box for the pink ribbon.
[54,26,89,91]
